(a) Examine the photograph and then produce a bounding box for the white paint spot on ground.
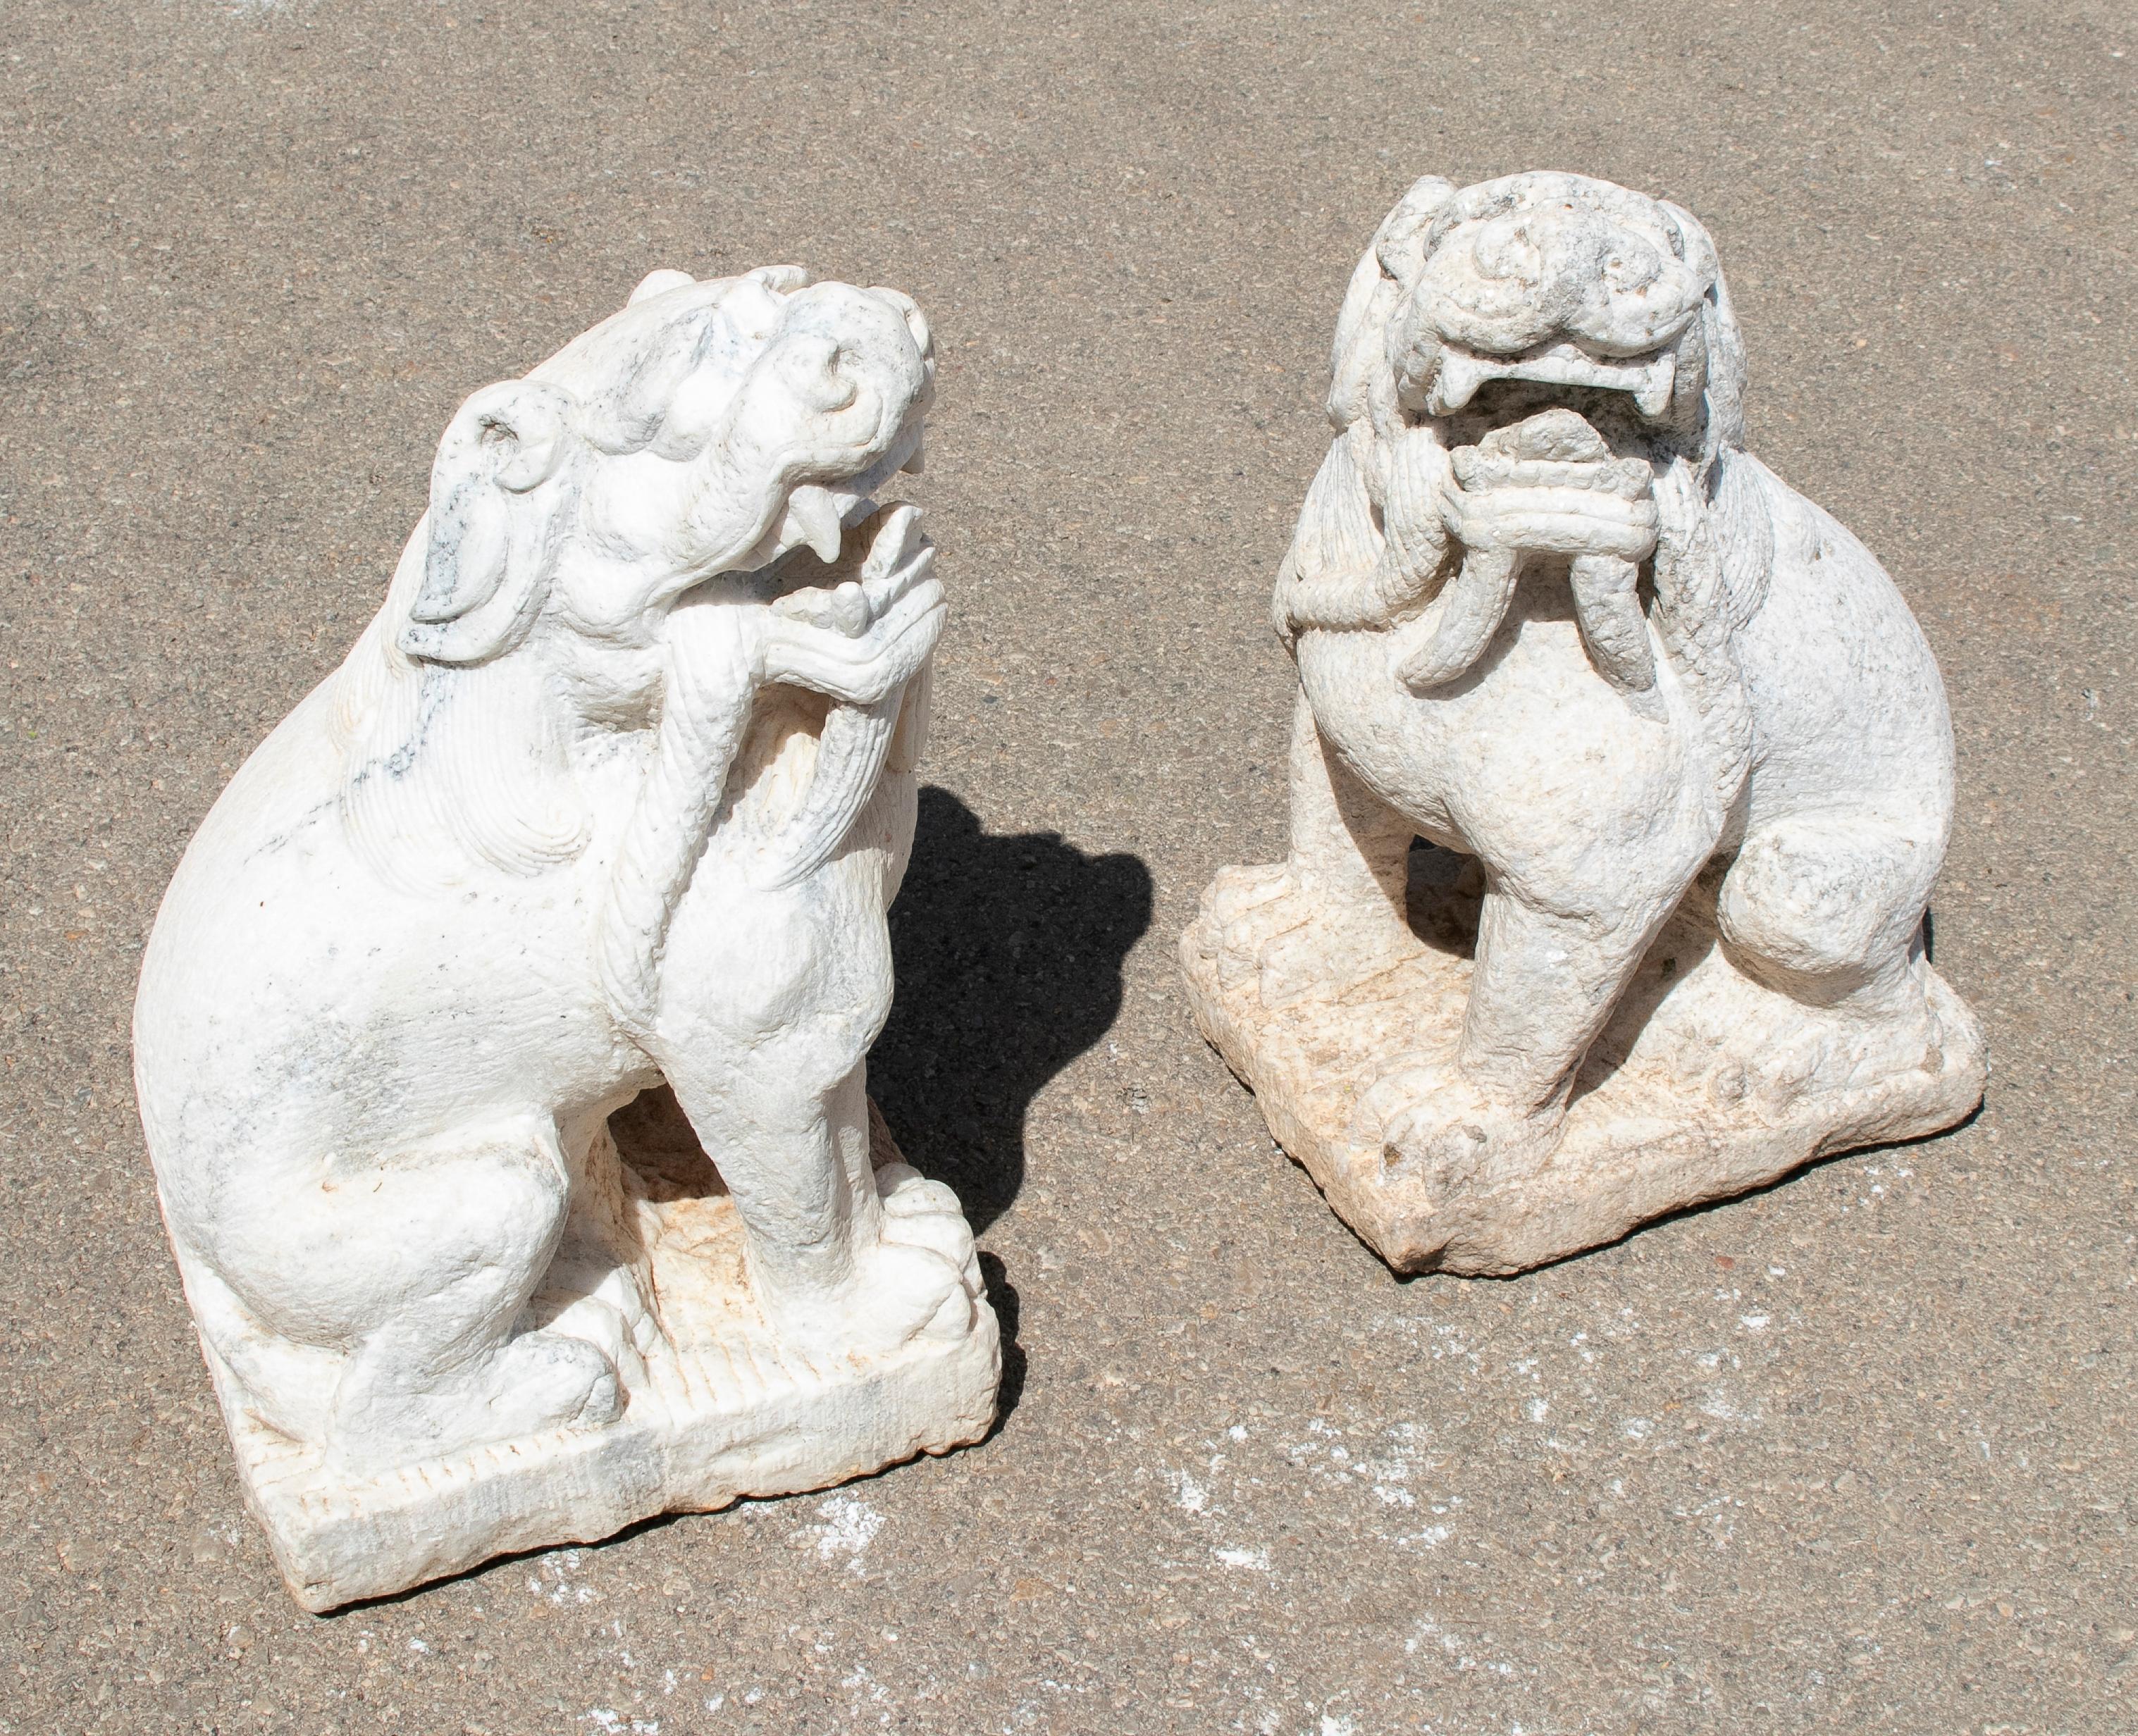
[1700,1389,1761,1424]
[806,1494,885,1571]
[531,1549,598,1606]
[583,1713,660,1735]
[1213,1544,1270,1570]
[841,1661,891,1704]
[1171,1470,1210,1514]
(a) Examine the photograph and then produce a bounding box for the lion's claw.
[1357,1056,1562,1198]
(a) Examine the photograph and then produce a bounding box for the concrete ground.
[3,1,2132,1730]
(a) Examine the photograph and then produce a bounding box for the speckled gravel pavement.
[3,3,2133,1731]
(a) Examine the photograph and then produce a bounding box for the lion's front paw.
[876,1161,983,1295]
[1356,1057,1562,1200]
[765,1166,982,1365]
[848,1164,983,1351]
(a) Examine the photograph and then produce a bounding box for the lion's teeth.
[782,485,845,563]
[863,502,924,581]
[1633,355,1677,418]
[1428,349,1490,415]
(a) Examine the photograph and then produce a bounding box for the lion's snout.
[769,281,934,458]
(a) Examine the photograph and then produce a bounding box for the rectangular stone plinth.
[1181,862,1985,1277]
[206,1116,998,1612]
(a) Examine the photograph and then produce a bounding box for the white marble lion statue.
[1190,172,1984,1270]
[135,266,985,1474]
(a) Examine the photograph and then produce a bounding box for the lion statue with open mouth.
[134,266,996,1606]
[1183,171,1986,1275]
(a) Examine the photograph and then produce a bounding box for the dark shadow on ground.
[869,786,1154,1233]
[975,1252,1025,1434]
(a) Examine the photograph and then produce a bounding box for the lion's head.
[405,263,932,670]
[1330,170,1743,468]
[333,266,936,884]
[1283,173,1759,691]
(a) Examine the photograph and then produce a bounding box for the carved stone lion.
[1184,173,1986,1273]
[134,265,994,1520]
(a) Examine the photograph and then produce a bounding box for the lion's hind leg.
[1718,807,1940,1003]
[233,1114,622,1476]
[1713,804,1960,1101]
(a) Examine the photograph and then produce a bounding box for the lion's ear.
[1657,200,1746,459]
[1329,175,1456,430]
[400,380,575,666]
[1372,175,1457,287]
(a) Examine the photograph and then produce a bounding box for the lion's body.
[1216,171,1980,1192]
[138,655,646,1241]
[1297,450,1954,893]
[137,612,913,1223]
[134,268,972,1472]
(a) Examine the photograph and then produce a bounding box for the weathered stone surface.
[132,270,996,1608]
[217,1099,995,1611]
[1185,848,1984,1275]
[1184,173,1985,1274]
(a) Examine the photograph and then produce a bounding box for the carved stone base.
[206,1102,998,1612]
[1181,851,1986,1277]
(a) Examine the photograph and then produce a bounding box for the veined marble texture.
[1183,172,1984,1275]
[132,266,996,1609]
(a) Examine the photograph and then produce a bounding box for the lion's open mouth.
[754,419,927,583]
[762,497,933,640]
[743,434,937,892]
[1426,340,1676,421]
